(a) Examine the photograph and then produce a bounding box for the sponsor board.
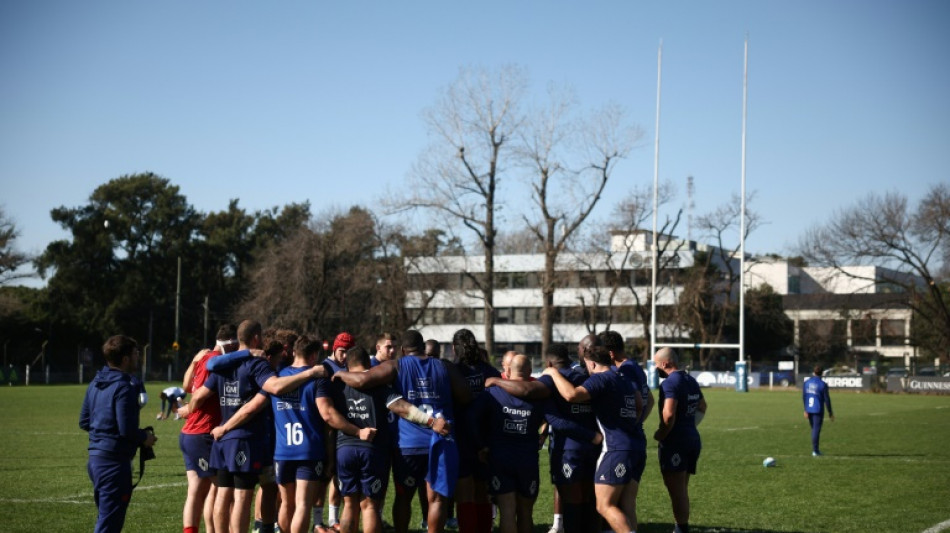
[822,375,871,389]
[887,376,950,394]
[691,371,760,389]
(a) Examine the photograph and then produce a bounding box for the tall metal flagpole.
[650,40,663,361]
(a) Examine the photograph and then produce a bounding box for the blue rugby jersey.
[395,356,455,452]
[657,370,703,448]
[336,380,402,451]
[582,370,643,452]
[538,368,598,452]
[271,366,331,461]
[203,357,275,441]
[472,386,546,458]
[803,375,833,416]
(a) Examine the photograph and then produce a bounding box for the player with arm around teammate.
[333,345,451,533]
[542,345,644,533]
[652,347,706,533]
[180,320,328,533]
[332,330,472,533]
[179,323,238,533]
[264,335,337,533]
[472,353,547,533]
[534,344,602,533]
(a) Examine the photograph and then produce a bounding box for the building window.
[881,319,905,346]
[851,319,876,347]
[495,273,510,289]
[788,275,801,294]
[511,272,528,288]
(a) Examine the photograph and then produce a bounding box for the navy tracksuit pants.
[88,455,133,533]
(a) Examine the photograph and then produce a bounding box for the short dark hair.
[402,330,425,353]
[215,323,237,342]
[294,335,322,361]
[346,346,370,368]
[814,365,823,376]
[545,343,571,368]
[238,320,262,345]
[102,335,137,366]
[598,330,624,353]
[586,346,613,367]
[425,339,441,359]
[276,329,299,353]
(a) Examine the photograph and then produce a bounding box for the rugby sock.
[552,513,563,531]
[259,524,275,533]
[561,503,580,533]
[184,527,198,533]
[313,506,325,526]
[475,502,493,533]
[328,505,340,526]
[457,502,476,533]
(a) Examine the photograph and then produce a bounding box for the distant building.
[747,259,918,364]
[405,230,728,360]
[406,232,921,367]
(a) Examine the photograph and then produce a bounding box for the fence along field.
[0,384,947,533]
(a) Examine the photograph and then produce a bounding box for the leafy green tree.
[36,173,199,366]
[191,199,311,339]
[726,283,794,359]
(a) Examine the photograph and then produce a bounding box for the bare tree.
[568,182,682,357]
[677,193,760,369]
[400,65,528,355]
[516,87,643,356]
[496,227,544,254]
[797,184,950,361]
[0,207,32,285]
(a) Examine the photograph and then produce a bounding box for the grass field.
[0,383,948,533]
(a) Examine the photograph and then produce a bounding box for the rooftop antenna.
[687,175,695,246]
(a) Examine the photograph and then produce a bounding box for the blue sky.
[2,1,948,286]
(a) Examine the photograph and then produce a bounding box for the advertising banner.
[886,376,950,394]
[690,370,760,389]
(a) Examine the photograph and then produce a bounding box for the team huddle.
[80,321,707,533]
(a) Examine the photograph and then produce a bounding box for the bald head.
[653,347,680,374]
[577,334,602,362]
[501,350,518,375]
[507,353,532,380]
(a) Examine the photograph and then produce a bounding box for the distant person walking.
[803,365,834,456]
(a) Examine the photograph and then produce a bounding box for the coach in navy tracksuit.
[80,335,157,533]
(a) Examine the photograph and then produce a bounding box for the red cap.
[332,332,356,352]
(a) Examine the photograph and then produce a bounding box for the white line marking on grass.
[936,406,949,410]
[725,426,760,431]
[868,412,887,416]
[923,518,950,533]
[0,482,186,505]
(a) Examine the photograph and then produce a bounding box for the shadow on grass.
[605,526,811,533]
[520,524,812,533]
[836,453,925,458]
